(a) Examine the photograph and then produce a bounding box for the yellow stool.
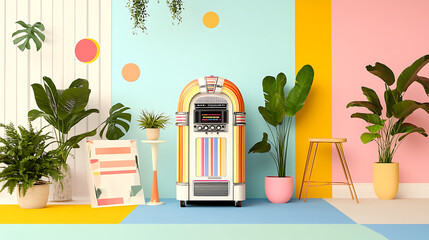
[298,138,359,204]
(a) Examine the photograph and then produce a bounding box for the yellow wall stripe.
[295,0,332,198]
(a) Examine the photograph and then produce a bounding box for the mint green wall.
[112,0,295,198]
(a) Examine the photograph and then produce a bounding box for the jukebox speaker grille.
[194,181,229,196]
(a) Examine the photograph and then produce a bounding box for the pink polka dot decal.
[75,38,100,63]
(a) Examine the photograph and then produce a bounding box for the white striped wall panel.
[0,0,112,203]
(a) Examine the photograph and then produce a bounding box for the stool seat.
[309,138,347,143]
[299,138,358,204]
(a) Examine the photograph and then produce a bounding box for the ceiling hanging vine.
[126,0,184,35]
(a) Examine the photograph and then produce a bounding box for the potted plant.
[347,55,429,200]
[28,76,132,201]
[249,65,314,203]
[137,109,170,140]
[0,123,64,209]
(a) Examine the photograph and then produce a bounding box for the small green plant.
[0,123,64,196]
[248,65,314,177]
[12,21,45,51]
[137,109,170,129]
[126,0,184,34]
[347,55,429,163]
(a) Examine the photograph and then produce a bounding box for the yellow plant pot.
[373,162,399,200]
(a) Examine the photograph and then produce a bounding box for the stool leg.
[299,142,313,200]
[338,143,359,204]
[335,143,354,200]
[304,143,319,202]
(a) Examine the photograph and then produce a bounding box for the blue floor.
[364,224,429,240]
[121,198,355,224]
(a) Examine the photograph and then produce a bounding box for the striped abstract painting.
[196,138,226,177]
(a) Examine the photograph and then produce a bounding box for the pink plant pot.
[265,176,294,203]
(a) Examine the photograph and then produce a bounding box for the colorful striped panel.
[206,76,217,93]
[99,160,136,168]
[196,138,226,177]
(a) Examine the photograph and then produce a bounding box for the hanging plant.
[126,0,184,34]
[12,21,45,51]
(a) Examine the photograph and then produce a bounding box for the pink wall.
[332,0,429,183]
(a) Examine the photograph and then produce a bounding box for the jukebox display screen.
[194,103,228,132]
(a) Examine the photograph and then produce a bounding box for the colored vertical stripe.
[99,170,137,175]
[97,197,124,206]
[204,138,209,176]
[220,138,225,176]
[196,138,201,177]
[213,138,218,176]
[296,0,332,197]
[95,147,131,155]
[99,160,136,168]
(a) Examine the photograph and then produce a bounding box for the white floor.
[325,198,429,224]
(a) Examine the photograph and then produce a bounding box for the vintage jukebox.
[176,76,246,207]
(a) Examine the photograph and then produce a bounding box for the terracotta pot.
[146,128,160,140]
[265,176,294,203]
[373,162,399,200]
[17,183,49,209]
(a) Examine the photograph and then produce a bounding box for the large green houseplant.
[347,54,429,199]
[0,123,63,208]
[249,65,314,203]
[28,76,132,201]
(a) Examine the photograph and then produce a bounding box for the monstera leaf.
[248,132,271,154]
[12,21,45,51]
[99,103,132,140]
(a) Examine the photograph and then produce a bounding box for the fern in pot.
[0,123,63,209]
[249,65,314,203]
[137,109,171,140]
[347,55,429,199]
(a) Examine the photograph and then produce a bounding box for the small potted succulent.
[137,109,171,140]
[347,55,429,200]
[249,65,314,203]
[0,123,64,209]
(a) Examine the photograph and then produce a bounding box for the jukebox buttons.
[197,126,202,130]
[210,125,215,130]
[216,126,221,130]
[203,125,209,131]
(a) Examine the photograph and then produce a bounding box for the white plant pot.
[49,164,72,201]
[17,183,49,209]
[146,128,160,140]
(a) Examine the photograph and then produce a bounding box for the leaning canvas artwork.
[86,140,145,208]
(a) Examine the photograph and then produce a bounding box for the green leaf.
[65,129,97,149]
[360,132,381,144]
[392,100,429,119]
[396,55,429,94]
[265,93,285,125]
[361,87,383,114]
[384,86,397,118]
[109,103,125,115]
[366,124,383,133]
[31,83,54,116]
[12,21,45,52]
[346,101,381,115]
[57,88,91,120]
[262,76,276,103]
[28,109,50,121]
[258,106,277,127]
[351,113,383,125]
[68,78,89,89]
[397,123,427,141]
[248,132,271,153]
[366,62,395,86]
[285,65,314,117]
[99,103,132,140]
[63,109,99,133]
[42,76,59,110]
[275,72,286,99]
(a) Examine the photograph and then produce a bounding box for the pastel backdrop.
[112,0,296,198]
[332,0,429,197]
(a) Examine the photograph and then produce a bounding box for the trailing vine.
[126,0,184,34]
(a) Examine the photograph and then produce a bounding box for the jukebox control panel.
[193,103,228,133]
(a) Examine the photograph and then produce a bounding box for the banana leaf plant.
[28,76,132,165]
[347,55,429,163]
[249,65,314,177]
[12,21,45,51]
